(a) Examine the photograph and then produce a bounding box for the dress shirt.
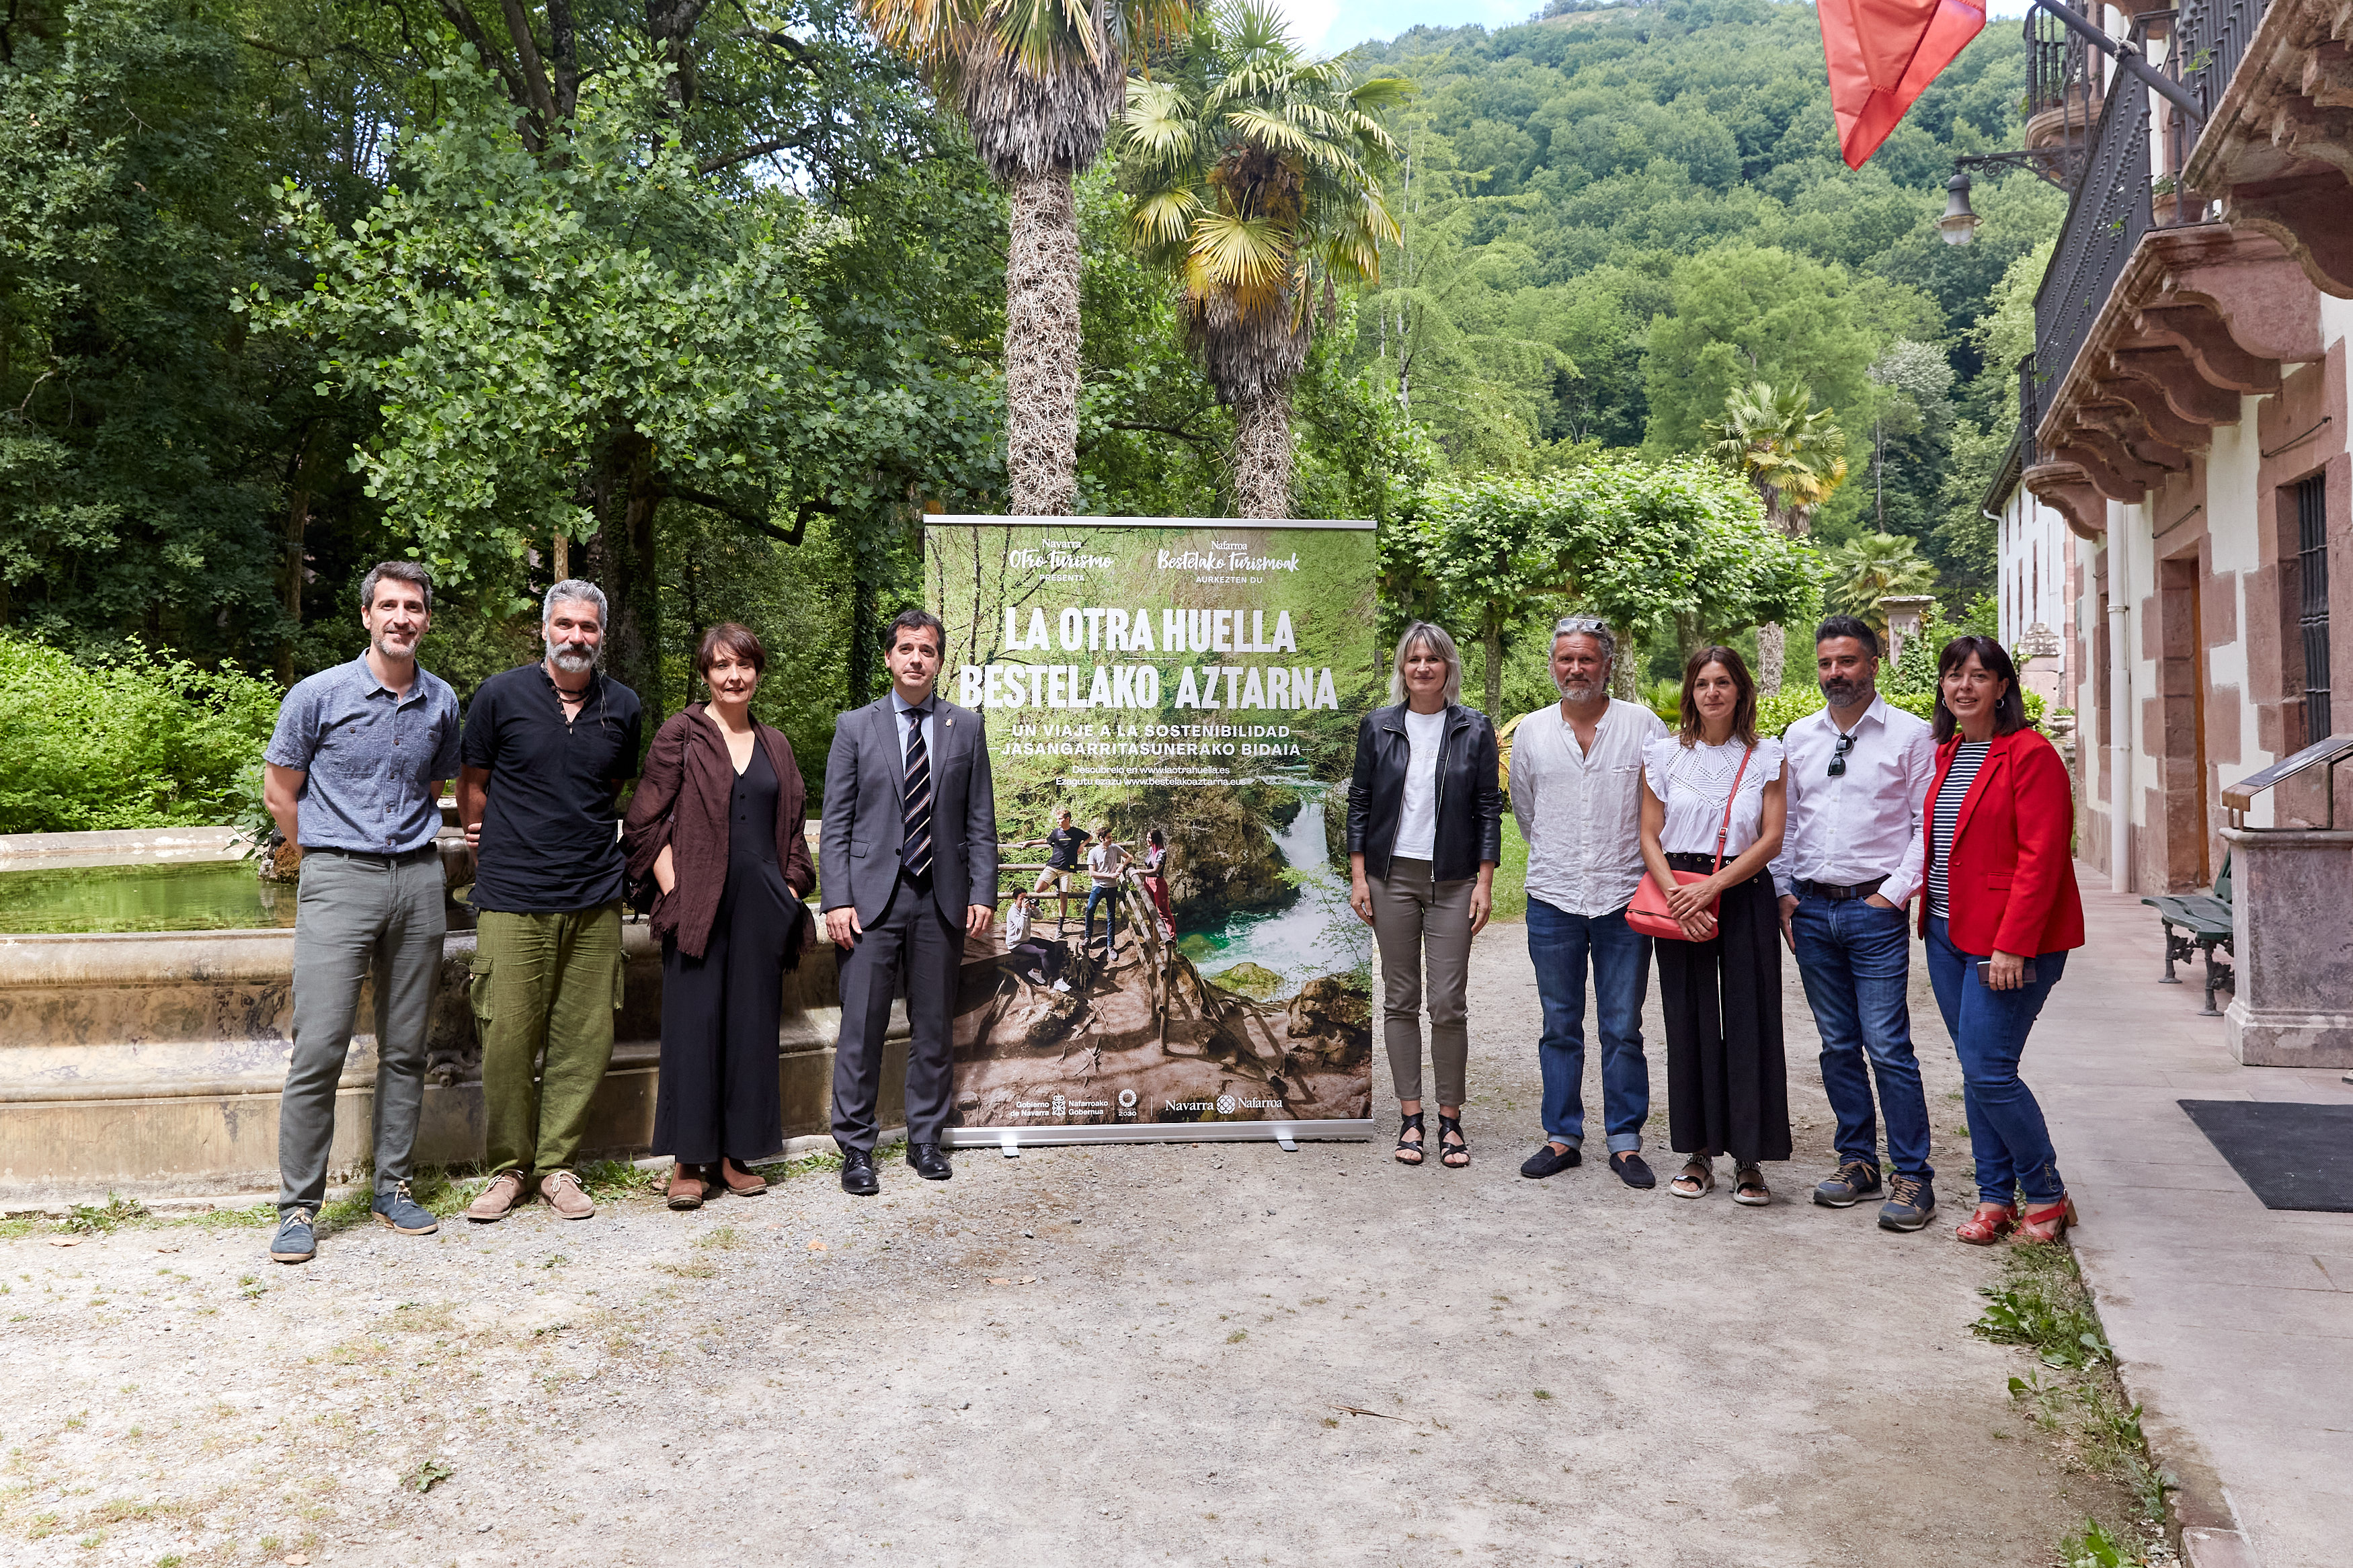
[889,687,936,772]
[265,655,462,854]
[1644,736,1784,857]
[1768,693,1935,905]
[1510,697,1668,917]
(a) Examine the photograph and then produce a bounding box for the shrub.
[0,632,280,833]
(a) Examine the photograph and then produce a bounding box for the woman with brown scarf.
[623,624,816,1209]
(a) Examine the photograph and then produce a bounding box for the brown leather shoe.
[719,1159,768,1197]
[666,1165,708,1210]
[465,1169,528,1223]
[541,1169,595,1219]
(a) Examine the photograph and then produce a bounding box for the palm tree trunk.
[1231,386,1294,520]
[1004,170,1080,516]
[1757,622,1786,698]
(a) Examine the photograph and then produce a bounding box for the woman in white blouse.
[1638,646,1791,1206]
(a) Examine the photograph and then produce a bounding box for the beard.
[1820,673,1868,706]
[370,626,417,659]
[1556,676,1602,702]
[547,636,600,674]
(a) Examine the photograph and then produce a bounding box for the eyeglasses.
[1827,731,1857,778]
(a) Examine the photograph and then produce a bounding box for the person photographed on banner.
[622,624,818,1212]
[458,579,645,1224]
[1510,615,1671,1191]
[1004,885,1034,948]
[1141,827,1175,940]
[1347,622,1502,1170]
[1028,809,1088,907]
[820,608,998,1196]
[1919,636,2085,1247]
[1084,822,1129,958]
[1769,616,1942,1233]
[1637,646,1790,1208]
[260,561,463,1264]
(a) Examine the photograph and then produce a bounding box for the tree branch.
[430,0,542,149]
[698,135,808,174]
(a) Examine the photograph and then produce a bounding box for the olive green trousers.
[471,903,624,1178]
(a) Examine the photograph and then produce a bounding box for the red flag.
[1819,0,1988,169]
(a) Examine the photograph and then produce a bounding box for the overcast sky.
[1278,0,2038,57]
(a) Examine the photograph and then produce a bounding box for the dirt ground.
[0,925,2134,1568]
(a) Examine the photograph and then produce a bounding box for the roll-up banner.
[926,515,1378,1148]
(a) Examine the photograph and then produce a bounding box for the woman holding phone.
[1920,636,2085,1246]
[1638,647,1789,1207]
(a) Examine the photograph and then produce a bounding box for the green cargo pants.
[471,903,625,1178]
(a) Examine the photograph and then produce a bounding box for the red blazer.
[1916,728,2085,956]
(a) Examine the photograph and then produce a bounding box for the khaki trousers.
[471,903,625,1177]
[1367,856,1476,1106]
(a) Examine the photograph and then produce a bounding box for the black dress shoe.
[1519,1143,1581,1179]
[907,1142,953,1181]
[840,1149,879,1196]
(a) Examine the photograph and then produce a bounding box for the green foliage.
[1822,532,1939,630]
[2056,1518,2139,1568]
[0,632,280,832]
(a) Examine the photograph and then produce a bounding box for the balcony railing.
[2034,70,2152,410]
[2176,0,2270,123]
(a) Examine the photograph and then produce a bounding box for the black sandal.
[1438,1114,1469,1169]
[1394,1112,1426,1166]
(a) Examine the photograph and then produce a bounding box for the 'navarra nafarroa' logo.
[1215,1094,1238,1115]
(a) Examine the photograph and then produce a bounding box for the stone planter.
[2221,826,2353,1068]
[0,921,898,1204]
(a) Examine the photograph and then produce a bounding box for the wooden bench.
[2141,852,2235,1016]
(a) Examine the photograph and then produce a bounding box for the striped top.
[1927,741,1991,919]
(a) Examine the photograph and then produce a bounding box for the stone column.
[1879,595,1937,667]
[2221,826,2353,1068]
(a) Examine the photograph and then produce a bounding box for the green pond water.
[0,860,296,934]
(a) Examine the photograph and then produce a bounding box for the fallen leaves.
[983,1276,1037,1286]
[1330,1405,1402,1420]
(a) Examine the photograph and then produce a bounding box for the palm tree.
[861,0,1191,515]
[1115,0,1406,518]
[1823,532,1938,636]
[1703,380,1849,692]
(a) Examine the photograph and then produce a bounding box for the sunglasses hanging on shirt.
[1827,731,1856,778]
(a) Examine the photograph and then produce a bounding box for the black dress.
[653,743,791,1165]
[1657,858,1793,1164]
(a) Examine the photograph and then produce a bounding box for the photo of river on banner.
[926,515,1381,1144]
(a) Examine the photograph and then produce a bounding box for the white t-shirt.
[1392,706,1448,862]
[1088,841,1128,883]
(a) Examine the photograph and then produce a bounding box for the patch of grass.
[657,1262,715,1280]
[1973,1245,2111,1370]
[1224,1329,1246,1344]
[390,1302,456,1334]
[692,1227,742,1251]
[60,1195,147,1235]
[405,1458,453,1495]
[577,1161,660,1204]
[2057,1517,2139,1567]
[1531,1389,1553,1401]
[0,1217,37,1241]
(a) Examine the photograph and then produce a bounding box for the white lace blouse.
[1644,735,1786,859]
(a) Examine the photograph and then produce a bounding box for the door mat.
[2178,1100,2353,1212]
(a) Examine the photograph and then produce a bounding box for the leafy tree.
[1704,380,1849,535]
[861,0,1189,515]
[1823,532,1938,634]
[1115,0,1404,516]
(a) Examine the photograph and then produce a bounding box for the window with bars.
[2296,474,2332,742]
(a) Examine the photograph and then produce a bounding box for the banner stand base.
[945,1120,1371,1151]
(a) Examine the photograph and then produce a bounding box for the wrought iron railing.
[2018,356,2040,468]
[2034,71,2151,411]
[2026,5,2096,117]
[2176,0,2270,124]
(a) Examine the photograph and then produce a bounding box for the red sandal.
[1954,1202,2016,1245]
[2016,1196,2078,1245]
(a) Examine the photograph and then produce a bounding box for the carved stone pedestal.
[2221,827,2353,1067]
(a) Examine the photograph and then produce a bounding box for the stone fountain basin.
[0,922,902,1206]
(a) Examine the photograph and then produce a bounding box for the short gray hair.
[359,560,433,613]
[1552,615,1617,668]
[1388,621,1464,706]
[543,579,608,627]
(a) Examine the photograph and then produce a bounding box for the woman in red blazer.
[1916,636,2085,1247]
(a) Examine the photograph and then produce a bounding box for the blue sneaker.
[372,1180,439,1235]
[270,1208,316,1264]
[1878,1173,1937,1233]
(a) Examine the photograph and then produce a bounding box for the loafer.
[1519,1143,1581,1180]
[907,1143,953,1182]
[1609,1151,1657,1190]
[1812,1159,1882,1209]
[371,1181,439,1236]
[465,1169,528,1223]
[1878,1174,1937,1233]
[270,1208,316,1264]
[539,1169,596,1220]
[840,1149,880,1197]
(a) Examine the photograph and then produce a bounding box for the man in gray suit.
[821,608,998,1194]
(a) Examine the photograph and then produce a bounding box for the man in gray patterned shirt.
[261,561,462,1264]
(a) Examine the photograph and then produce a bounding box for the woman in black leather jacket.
[1347,622,1504,1168]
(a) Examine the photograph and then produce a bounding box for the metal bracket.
[1957,146,2078,193]
[1275,1130,1299,1152]
[998,1132,1020,1158]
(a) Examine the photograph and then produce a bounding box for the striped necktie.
[900,705,933,878]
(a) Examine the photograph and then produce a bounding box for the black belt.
[1796,876,1888,901]
[310,843,440,864]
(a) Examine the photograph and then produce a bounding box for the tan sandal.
[1671,1156,1715,1199]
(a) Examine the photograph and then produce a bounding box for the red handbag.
[1628,745,1753,941]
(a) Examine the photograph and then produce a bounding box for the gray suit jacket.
[818,694,998,926]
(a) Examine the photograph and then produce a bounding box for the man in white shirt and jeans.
[1770,615,1938,1232]
[1511,616,1669,1188]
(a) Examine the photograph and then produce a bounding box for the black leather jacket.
[1346,702,1504,883]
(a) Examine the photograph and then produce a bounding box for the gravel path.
[0,924,2130,1567]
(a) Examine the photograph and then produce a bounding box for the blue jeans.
[1925,916,2068,1206]
[1084,882,1119,953]
[1792,895,1933,1182]
[1526,899,1652,1153]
